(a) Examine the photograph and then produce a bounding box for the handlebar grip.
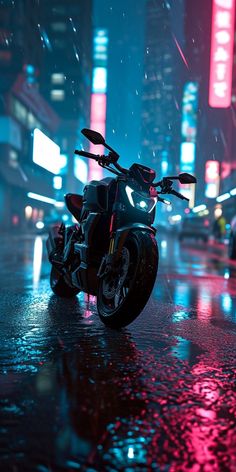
[74,150,98,160]
[171,189,189,201]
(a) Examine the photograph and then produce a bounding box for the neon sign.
[89,29,108,181]
[180,82,198,207]
[205,160,220,198]
[209,0,235,108]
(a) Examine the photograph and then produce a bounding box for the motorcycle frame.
[67,175,156,296]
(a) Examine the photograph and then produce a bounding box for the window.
[51,22,67,32]
[28,112,40,130]
[0,50,11,62]
[9,149,18,168]
[53,38,66,49]
[51,73,65,85]
[52,6,66,14]
[12,99,27,126]
[50,89,65,101]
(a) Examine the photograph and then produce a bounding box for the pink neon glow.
[205,160,220,183]
[89,93,107,180]
[209,0,235,108]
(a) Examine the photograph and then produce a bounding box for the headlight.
[125,185,157,213]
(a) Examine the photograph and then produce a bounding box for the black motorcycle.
[46,128,196,328]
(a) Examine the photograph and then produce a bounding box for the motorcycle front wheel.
[97,230,158,328]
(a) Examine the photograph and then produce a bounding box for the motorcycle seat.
[65,193,83,221]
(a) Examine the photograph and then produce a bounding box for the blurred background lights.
[35,221,44,230]
[53,176,62,190]
[74,156,88,184]
[127,447,134,459]
[25,205,33,220]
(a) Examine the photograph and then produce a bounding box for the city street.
[1,232,236,471]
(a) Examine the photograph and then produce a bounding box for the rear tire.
[50,266,79,298]
[97,230,158,328]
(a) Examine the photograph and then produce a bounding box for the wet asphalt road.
[1,232,236,471]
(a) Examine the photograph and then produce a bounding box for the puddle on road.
[1,237,236,470]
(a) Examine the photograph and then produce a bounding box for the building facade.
[39,0,93,194]
[0,0,94,230]
[141,0,184,179]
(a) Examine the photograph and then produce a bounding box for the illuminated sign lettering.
[209,0,235,108]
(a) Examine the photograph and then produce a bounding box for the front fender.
[114,223,156,255]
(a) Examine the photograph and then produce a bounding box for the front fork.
[97,212,121,279]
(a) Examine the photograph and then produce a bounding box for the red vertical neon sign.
[89,93,107,181]
[89,29,108,181]
[209,0,235,108]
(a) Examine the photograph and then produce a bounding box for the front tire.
[50,266,79,298]
[97,230,158,328]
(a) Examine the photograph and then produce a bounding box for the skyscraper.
[0,0,42,96]
[39,0,93,194]
[141,0,184,180]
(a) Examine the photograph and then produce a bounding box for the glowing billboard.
[33,128,61,174]
[180,82,198,207]
[209,0,235,108]
[205,160,220,198]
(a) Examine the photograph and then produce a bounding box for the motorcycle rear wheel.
[50,266,80,298]
[97,230,158,328]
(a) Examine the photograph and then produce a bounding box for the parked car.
[228,216,236,259]
[178,216,210,243]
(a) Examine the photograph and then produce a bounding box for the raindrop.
[73,44,80,62]
[69,17,77,33]
[172,34,189,70]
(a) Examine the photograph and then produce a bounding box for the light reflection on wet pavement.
[1,233,236,471]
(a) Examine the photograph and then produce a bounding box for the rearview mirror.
[179,173,197,184]
[81,128,105,145]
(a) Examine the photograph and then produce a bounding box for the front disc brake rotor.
[102,247,130,299]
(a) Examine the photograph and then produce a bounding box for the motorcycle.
[46,128,196,328]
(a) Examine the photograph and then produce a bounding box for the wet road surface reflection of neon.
[1,233,236,470]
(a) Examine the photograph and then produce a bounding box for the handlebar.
[74,149,129,175]
[74,150,190,200]
[74,150,99,160]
